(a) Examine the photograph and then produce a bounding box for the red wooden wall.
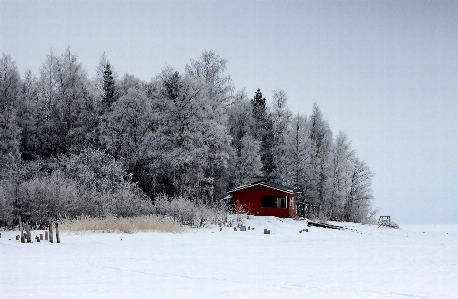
[231,185,296,218]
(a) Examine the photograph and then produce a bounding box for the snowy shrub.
[361,208,379,225]
[17,171,80,227]
[154,196,229,228]
[60,149,154,218]
[389,221,399,229]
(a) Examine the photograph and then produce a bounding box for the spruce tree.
[251,88,275,178]
[101,62,115,111]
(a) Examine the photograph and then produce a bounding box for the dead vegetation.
[59,215,183,234]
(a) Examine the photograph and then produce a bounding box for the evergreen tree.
[251,88,275,178]
[101,62,115,111]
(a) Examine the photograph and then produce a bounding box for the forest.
[0,48,375,228]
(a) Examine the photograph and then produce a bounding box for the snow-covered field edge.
[1,216,457,299]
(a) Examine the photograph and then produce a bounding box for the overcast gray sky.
[1,0,457,224]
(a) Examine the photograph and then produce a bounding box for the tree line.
[0,49,375,227]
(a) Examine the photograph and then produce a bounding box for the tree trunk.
[49,219,54,243]
[56,222,60,243]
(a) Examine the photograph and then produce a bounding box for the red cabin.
[227,179,299,218]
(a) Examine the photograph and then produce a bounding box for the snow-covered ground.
[1,217,457,299]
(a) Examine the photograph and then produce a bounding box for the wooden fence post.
[45,231,48,241]
[56,222,60,243]
[49,219,53,243]
[19,215,24,243]
[26,223,31,243]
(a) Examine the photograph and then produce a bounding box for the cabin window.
[261,196,286,208]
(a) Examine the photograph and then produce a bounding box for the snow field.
[1,217,457,299]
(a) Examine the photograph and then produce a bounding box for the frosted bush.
[154,196,229,228]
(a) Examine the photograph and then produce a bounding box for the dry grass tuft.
[59,215,183,234]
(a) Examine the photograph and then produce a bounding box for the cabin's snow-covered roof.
[228,181,299,194]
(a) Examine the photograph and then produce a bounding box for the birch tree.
[285,114,311,191]
[232,135,263,186]
[99,86,155,188]
[329,131,355,220]
[270,89,292,184]
[0,54,22,162]
[228,89,253,158]
[17,70,39,160]
[307,103,333,216]
[35,48,96,157]
[185,50,233,202]
[344,158,374,222]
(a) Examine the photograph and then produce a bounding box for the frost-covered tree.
[0,54,22,162]
[307,103,333,216]
[270,89,292,184]
[344,158,374,222]
[60,148,152,217]
[285,114,311,191]
[35,48,96,157]
[0,54,21,111]
[228,89,252,156]
[232,135,263,186]
[99,86,155,189]
[17,70,40,160]
[185,50,233,105]
[329,131,355,220]
[94,53,117,113]
[18,170,79,227]
[117,73,146,99]
[185,50,233,202]
[153,68,200,198]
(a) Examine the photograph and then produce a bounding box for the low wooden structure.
[296,201,320,218]
[378,216,391,227]
[306,221,344,230]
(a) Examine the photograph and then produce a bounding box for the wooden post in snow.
[45,231,48,241]
[56,222,60,243]
[49,219,53,243]
[26,222,31,243]
[19,215,24,243]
